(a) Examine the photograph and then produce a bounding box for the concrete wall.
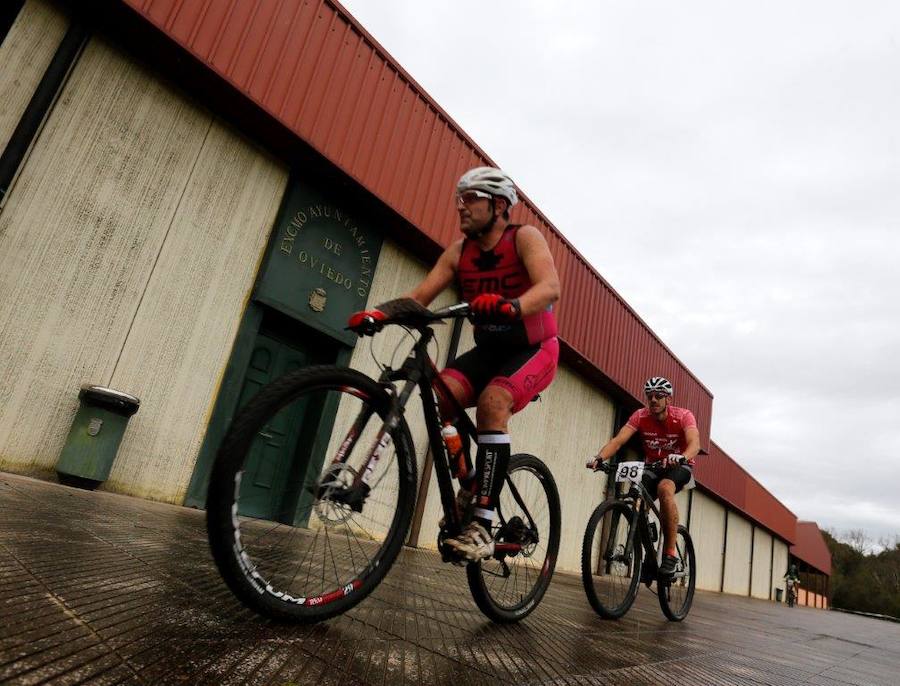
[689,490,726,591]
[675,489,690,527]
[0,33,287,503]
[771,538,789,602]
[0,0,68,153]
[751,527,773,599]
[723,510,753,595]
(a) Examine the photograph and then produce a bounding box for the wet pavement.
[2,471,898,685]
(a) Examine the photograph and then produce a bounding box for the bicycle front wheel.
[206,366,417,623]
[658,524,696,621]
[467,454,561,623]
[581,499,642,619]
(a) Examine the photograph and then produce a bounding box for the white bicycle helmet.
[644,376,674,396]
[457,166,518,207]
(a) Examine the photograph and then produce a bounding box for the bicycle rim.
[467,454,561,623]
[206,366,416,622]
[658,525,696,621]
[581,500,642,619]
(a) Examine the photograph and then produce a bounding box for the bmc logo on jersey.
[461,274,525,295]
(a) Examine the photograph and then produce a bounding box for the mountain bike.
[206,299,561,624]
[580,458,696,621]
[786,578,798,607]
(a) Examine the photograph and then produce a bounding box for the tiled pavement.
[2,472,898,685]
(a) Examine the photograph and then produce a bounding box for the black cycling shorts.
[441,338,558,413]
[642,464,693,500]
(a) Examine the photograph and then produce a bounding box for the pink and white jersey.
[626,406,697,465]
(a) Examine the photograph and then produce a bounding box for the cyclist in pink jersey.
[588,377,701,576]
[351,167,560,561]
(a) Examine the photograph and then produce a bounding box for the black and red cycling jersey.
[457,225,557,347]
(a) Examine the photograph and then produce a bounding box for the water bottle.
[441,423,463,460]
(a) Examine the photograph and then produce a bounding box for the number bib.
[615,461,645,484]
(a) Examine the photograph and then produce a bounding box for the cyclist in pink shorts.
[351,167,560,560]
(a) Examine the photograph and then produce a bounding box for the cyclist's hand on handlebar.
[347,308,387,336]
[664,453,687,467]
[470,293,521,323]
[586,456,610,473]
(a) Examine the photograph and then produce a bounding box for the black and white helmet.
[644,376,673,396]
[457,166,518,207]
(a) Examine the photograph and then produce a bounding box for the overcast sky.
[341,1,900,545]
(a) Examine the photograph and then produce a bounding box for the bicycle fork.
[318,372,418,511]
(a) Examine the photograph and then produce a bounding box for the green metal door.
[237,333,310,520]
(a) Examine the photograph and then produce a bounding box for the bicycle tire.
[581,499,642,619]
[657,524,696,621]
[206,365,417,623]
[466,454,561,623]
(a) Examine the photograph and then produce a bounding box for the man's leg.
[657,479,678,557]
[445,384,513,560]
[436,372,477,487]
[471,384,514,528]
[657,478,680,576]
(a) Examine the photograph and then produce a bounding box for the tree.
[823,528,900,618]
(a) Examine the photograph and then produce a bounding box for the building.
[0,0,828,602]
[790,522,833,608]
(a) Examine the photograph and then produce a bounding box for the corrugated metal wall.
[117,0,714,448]
[792,521,832,575]
[696,442,797,544]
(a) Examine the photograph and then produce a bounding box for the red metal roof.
[694,442,797,544]
[118,0,713,447]
[791,521,832,576]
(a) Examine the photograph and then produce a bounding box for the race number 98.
[615,461,644,484]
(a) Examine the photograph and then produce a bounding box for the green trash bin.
[56,385,140,489]
[775,588,784,603]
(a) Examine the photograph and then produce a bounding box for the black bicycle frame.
[345,319,538,551]
[603,478,665,575]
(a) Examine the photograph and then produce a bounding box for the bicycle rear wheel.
[657,524,696,621]
[581,499,642,619]
[466,454,561,623]
[206,366,417,623]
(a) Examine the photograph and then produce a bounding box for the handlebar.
[586,459,611,473]
[586,454,689,473]
[347,300,472,336]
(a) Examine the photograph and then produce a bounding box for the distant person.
[784,563,801,605]
[588,376,701,576]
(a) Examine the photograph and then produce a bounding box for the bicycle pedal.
[436,527,464,565]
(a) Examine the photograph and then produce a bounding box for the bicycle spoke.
[581,500,641,618]
[471,459,559,619]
